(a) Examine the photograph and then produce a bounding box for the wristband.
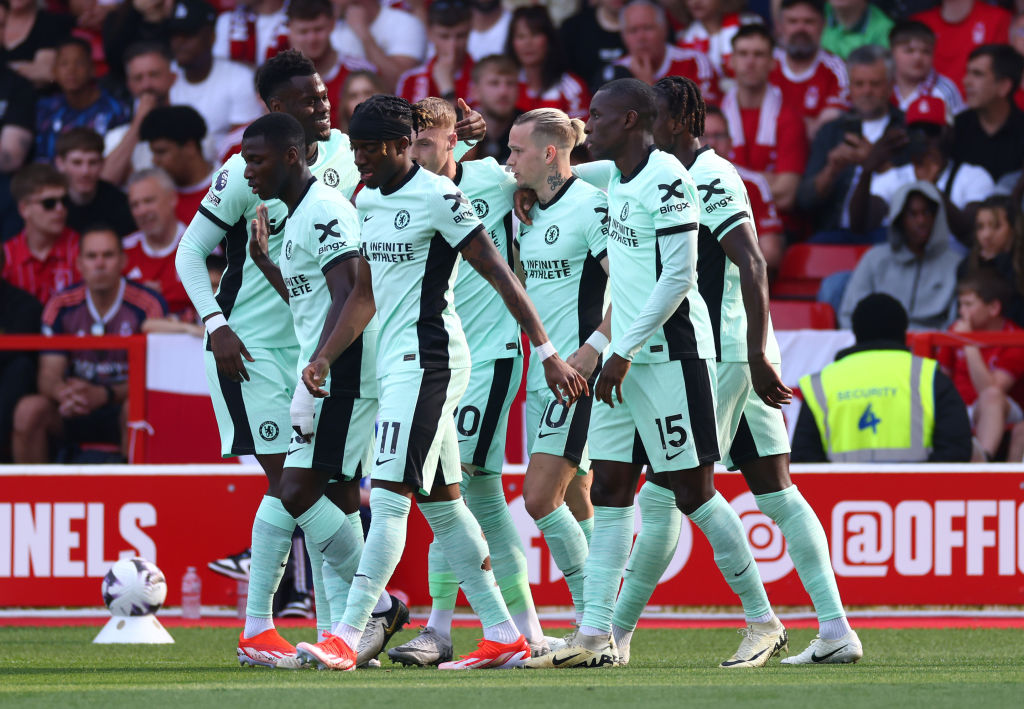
[205,313,228,334]
[534,340,557,361]
[585,331,610,353]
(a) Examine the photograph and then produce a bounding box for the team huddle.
[175,49,862,671]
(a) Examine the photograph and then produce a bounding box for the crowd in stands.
[3,0,1024,463]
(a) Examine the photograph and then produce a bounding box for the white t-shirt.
[169,59,265,162]
[330,6,427,63]
[103,123,153,178]
[467,11,512,61]
[871,161,996,216]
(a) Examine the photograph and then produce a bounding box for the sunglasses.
[36,196,69,211]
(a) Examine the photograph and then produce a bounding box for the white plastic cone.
[93,614,175,644]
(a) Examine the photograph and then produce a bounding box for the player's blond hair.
[514,108,586,151]
[413,97,457,132]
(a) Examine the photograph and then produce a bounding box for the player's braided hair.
[349,94,424,140]
[653,76,706,139]
[254,49,317,105]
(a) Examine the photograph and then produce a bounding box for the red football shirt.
[176,174,215,226]
[516,71,591,119]
[913,2,1011,93]
[122,222,189,317]
[1,228,80,303]
[614,44,722,105]
[936,319,1024,406]
[397,54,474,105]
[770,48,848,120]
[737,166,783,235]
[721,85,808,174]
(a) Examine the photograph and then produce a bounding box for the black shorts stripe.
[472,358,515,468]
[312,394,355,479]
[631,427,650,467]
[655,236,700,359]
[727,412,759,471]
[417,234,462,368]
[217,372,256,456]
[331,333,364,398]
[696,224,726,360]
[561,393,594,465]
[405,368,452,492]
[680,358,719,466]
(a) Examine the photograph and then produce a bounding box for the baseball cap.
[168,0,217,35]
[904,95,947,127]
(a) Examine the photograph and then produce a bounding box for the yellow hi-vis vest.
[798,349,936,463]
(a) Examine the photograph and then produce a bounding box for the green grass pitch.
[2,626,1022,708]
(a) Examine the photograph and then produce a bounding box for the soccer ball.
[101,558,167,617]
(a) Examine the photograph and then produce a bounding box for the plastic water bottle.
[181,566,201,619]
[236,581,248,620]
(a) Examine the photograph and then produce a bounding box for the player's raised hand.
[249,203,270,262]
[749,354,792,409]
[595,353,630,407]
[302,356,331,398]
[454,98,487,143]
[543,355,588,406]
[290,383,317,442]
[513,188,538,225]
[210,324,254,383]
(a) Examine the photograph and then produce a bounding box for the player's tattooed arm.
[719,221,792,409]
[248,203,289,302]
[461,228,588,405]
[303,256,376,397]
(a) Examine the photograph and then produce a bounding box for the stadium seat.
[769,300,836,330]
[773,244,872,299]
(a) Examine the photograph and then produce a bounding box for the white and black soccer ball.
[101,558,167,617]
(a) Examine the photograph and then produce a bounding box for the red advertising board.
[2,466,1023,609]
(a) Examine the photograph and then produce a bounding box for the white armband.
[534,340,557,361]
[205,313,228,334]
[585,331,610,353]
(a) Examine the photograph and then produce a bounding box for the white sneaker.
[387,626,454,667]
[524,632,617,669]
[545,627,578,653]
[720,617,788,668]
[781,630,863,665]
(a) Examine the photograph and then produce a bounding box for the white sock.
[612,625,633,648]
[372,592,393,615]
[748,612,775,625]
[820,616,852,640]
[482,619,520,644]
[337,623,362,650]
[427,608,454,638]
[512,610,543,645]
[579,625,606,637]
[243,615,274,639]
[574,609,584,626]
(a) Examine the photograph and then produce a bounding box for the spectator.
[286,0,374,128]
[936,273,1024,461]
[721,24,807,211]
[213,0,289,67]
[138,105,215,226]
[701,104,786,271]
[101,42,178,187]
[889,20,964,120]
[822,0,893,60]
[0,245,42,462]
[11,226,167,464]
[335,69,385,134]
[957,195,1024,325]
[952,44,1024,183]
[34,37,130,163]
[798,44,905,238]
[608,0,720,103]
[3,0,73,86]
[397,0,473,103]
[330,0,427,89]
[676,0,763,82]
[839,180,961,330]
[505,5,590,119]
[102,0,173,86]
[123,167,189,318]
[559,0,625,93]
[0,0,35,176]
[167,0,265,162]
[770,0,849,139]
[468,0,512,62]
[913,0,1011,94]
[464,53,520,163]
[853,95,992,245]
[2,164,78,303]
[55,128,137,239]
[793,292,972,463]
